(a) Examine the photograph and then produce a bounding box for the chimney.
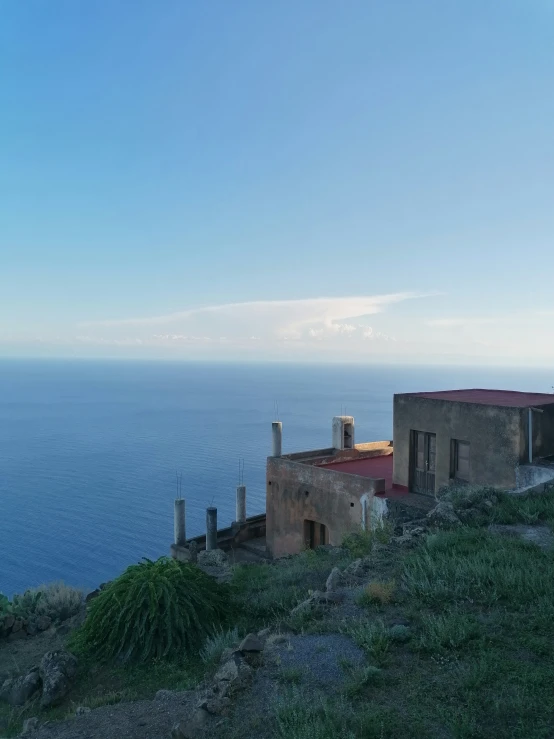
[332,416,355,451]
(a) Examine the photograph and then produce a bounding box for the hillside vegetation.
[1,487,554,738]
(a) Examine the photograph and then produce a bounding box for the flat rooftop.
[401,389,554,408]
[320,454,400,496]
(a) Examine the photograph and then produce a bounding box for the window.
[451,440,470,481]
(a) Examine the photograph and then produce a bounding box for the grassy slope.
[2,491,554,738]
[232,491,554,739]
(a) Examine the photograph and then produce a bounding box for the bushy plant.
[11,589,43,619]
[33,582,84,622]
[6,582,83,623]
[0,593,13,618]
[73,557,233,663]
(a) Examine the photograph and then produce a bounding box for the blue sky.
[1,0,553,364]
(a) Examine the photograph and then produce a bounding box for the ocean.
[1,359,552,597]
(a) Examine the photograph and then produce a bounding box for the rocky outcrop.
[0,668,41,706]
[0,613,52,641]
[39,650,78,707]
[426,501,462,527]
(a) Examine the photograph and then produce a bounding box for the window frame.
[451,439,470,481]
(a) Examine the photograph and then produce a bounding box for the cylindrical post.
[174,499,186,546]
[206,507,218,551]
[272,421,282,457]
[528,408,533,464]
[236,485,246,524]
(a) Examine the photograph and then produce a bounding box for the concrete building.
[266,389,554,558]
[393,390,554,494]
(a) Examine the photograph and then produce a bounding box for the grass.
[412,613,483,654]
[231,547,348,631]
[341,520,394,559]
[342,619,391,666]
[277,667,303,685]
[200,626,240,667]
[342,664,382,698]
[274,689,426,739]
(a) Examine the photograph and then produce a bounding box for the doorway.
[304,519,328,549]
[410,430,436,495]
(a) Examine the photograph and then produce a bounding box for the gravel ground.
[25,691,198,739]
[214,632,366,739]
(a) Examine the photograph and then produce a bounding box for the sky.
[1,0,553,365]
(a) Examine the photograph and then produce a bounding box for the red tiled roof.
[402,389,554,408]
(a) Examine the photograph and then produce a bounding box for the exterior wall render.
[266,456,382,558]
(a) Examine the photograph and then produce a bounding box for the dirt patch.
[0,628,67,685]
[24,691,197,739]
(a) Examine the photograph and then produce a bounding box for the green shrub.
[72,557,232,663]
[4,582,83,624]
[0,593,12,618]
[342,521,393,559]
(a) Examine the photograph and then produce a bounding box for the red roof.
[322,454,394,486]
[403,389,554,408]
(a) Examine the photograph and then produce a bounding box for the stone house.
[266,389,554,558]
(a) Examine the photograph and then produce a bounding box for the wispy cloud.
[81,293,428,331]
[75,293,430,350]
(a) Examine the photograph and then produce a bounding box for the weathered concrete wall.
[266,457,380,557]
[393,395,523,492]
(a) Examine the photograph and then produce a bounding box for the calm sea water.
[1,359,552,597]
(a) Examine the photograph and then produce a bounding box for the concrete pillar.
[272,421,282,457]
[206,507,218,551]
[236,485,246,524]
[174,499,186,546]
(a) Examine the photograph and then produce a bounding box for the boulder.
[36,615,52,632]
[11,619,23,634]
[238,633,263,653]
[22,717,39,735]
[426,501,461,527]
[0,668,41,706]
[39,651,78,708]
[343,556,372,579]
[213,657,253,695]
[75,706,91,715]
[325,567,342,593]
[197,693,232,716]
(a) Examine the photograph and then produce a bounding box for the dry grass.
[356,580,396,607]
